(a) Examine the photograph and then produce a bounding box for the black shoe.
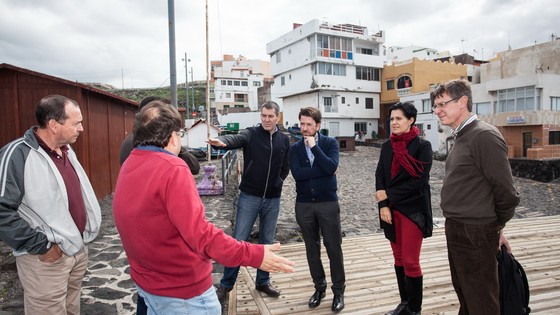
[256,283,281,297]
[405,306,421,315]
[216,286,232,303]
[308,290,326,308]
[385,302,408,315]
[332,294,344,312]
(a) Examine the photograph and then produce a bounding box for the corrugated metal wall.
[0,64,138,198]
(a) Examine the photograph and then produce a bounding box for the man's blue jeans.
[137,285,221,315]
[220,191,281,288]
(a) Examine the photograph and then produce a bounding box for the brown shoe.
[255,283,281,297]
[216,286,232,303]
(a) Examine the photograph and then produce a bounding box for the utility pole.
[191,66,195,113]
[168,0,177,107]
[183,53,189,117]
[205,0,210,161]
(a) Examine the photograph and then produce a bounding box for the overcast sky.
[1,0,558,89]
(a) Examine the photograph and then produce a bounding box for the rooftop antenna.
[461,38,467,53]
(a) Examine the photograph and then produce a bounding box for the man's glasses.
[176,128,186,138]
[432,98,459,111]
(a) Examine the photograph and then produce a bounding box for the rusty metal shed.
[0,63,138,198]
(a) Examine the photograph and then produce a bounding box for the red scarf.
[390,126,424,178]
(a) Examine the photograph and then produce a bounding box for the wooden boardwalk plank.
[228,215,560,315]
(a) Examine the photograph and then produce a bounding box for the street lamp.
[182,53,190,118]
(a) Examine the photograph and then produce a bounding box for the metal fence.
[220,149,238,194]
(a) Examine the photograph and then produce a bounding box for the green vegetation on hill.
[97,85,205,108]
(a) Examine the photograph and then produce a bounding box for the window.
[314,62,346,76]
[324,97,337,112]
[550,131,560,144]
[253,81,261,87]
[281,76,285,86]
[234,81,240,86]
[341,97,345,103]
[386,80,395,90]
[365,98,373,109]
[476,102,492,115]
[358,48,372,55]
[497,86,539,112]
[355,122,367,133]
[551,97,560,111]
[227,80,233,86]
[241,81,248,86]
[225,93,231,98]
[355,97,359,104]
[276,52,281,63]
[220,80,226,85]
[422,99,431,113]
[356,66,380,81]
[316,35,353,60]
[356,45,379,56]
[417,123,424,136]
[397,75,413,88]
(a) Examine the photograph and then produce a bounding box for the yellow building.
[379,58,467,138]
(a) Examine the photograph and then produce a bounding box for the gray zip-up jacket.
[0,127,101,256]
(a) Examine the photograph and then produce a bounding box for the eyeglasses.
[432,97,460,111]
[176,128,186,138]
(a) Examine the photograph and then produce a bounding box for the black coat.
[375,137,433,242]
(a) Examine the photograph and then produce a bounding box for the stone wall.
[510,158,560,182]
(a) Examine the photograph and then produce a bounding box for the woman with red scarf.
[375,102,433,315]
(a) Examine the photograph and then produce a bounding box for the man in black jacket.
[207,101,290,301]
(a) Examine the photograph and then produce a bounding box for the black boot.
[405,275,423,315]
[385,266,408,315]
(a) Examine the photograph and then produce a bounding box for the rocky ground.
[1,146,559,314]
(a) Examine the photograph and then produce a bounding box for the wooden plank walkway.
[227,215,560,314]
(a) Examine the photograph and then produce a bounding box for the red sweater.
[113,149,264,299]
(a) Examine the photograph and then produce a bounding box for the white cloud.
[0,0,558,88]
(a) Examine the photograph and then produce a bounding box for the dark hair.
[430,79,472,112]
[138,96,171,111]
[261,101,280,116]
[298,107,322,124]
[133,101,182,148]
[35,95,79,128]
[389,102,417,125]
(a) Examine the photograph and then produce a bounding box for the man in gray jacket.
[0,95,101,315]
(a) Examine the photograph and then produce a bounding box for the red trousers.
[390,210,424,277]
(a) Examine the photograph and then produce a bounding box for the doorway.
[522,132,532,157]
[329,122,340,137]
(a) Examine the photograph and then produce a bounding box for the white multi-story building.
[211,54,270,112]
[266,19,385,138]
[386,45,440,65]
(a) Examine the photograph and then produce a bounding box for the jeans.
[137,285,221,315]
[220,191,280,288]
